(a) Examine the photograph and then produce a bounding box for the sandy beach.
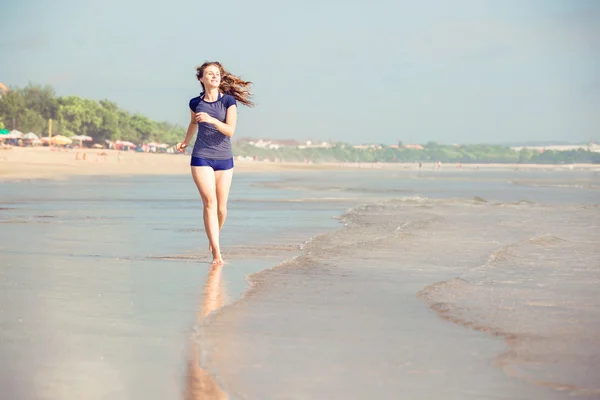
[1,146,598,182]
[0,146,267,181]
[0,146,391,181]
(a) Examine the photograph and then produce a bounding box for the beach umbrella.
[71,135,93,141]
[4,132,22,139]
[51,135,73,145]
[115,140,136,148]
[23,132,39,140]
[71,135,93,147]
[0,129,9,135]
[9,130,23,138]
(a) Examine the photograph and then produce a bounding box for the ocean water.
[199,168,600,400]
[1,167,599,399]
[0,172,347,400]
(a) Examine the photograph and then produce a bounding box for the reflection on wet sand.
[184,264,228,399]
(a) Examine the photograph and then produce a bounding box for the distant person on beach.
[176,61,254,265]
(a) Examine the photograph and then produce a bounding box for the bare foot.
[211,245,223,265]
[211,256,224,265]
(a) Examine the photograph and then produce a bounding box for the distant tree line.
[2,83,598,164]
[0,83,185,144]
[233,141,600,164]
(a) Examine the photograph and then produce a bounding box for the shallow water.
[1,168,599,399]
[199,169,600,399]
[0,173,347,400]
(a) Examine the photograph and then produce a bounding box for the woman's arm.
[197,105,238,138]
[176,110,198,152]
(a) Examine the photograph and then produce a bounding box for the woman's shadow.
[183,263,229,399]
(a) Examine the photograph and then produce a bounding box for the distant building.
[298,140,334,149]
[241,138,334,149]
[352,144,382,150]
[403,144,424,150]
[511,143,600,153]
[247,139,282,149]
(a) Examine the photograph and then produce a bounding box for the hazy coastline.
[1,146,598,182]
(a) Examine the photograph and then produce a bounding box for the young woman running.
[176,61,253,265]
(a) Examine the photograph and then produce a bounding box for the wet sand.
[184,263,229,400]
[1,146,597,182]
[0,172,348,399]
[197,197,600,399]
[2,162,599,399]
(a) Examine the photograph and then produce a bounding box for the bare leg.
[209,168,234,253]
[191,166,223,265]
[215,168,234,230]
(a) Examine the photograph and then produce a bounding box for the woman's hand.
[176,142,188,153]
[196,112,214,124]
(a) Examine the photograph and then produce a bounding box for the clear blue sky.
[1,0,599,144]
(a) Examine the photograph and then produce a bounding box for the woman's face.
[200,65,221,89]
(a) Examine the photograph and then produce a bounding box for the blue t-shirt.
[189,93,237,160]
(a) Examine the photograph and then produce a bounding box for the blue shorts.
[190,156,234,171]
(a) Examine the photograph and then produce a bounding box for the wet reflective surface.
[1,169,598,399]
[0,173,345,399]
[184,263,228,399]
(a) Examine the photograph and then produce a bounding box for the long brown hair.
[196,61,254,107]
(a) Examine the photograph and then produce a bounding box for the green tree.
[21,83,59,121]
[0,82,186,145]
[57,96,102,136]
[95,100,121,142]
[0,90,26,130]
[129,114,157,142]
[20,109,46,133]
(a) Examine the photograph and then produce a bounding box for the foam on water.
[198,190,599,399]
